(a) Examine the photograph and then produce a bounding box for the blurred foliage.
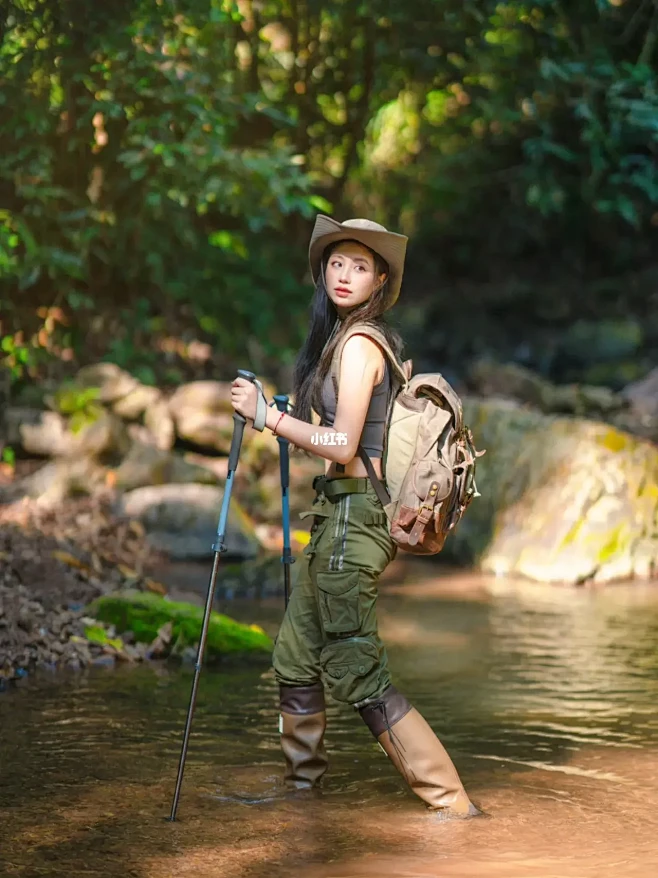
[1,0,657,390]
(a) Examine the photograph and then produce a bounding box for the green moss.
[86,590,273,659]
[84,624,124,652]
[52,383,101,415]
[599,429,628,453]
[560,516,585,549]
[597,524,628,565]
[69,403,105,434]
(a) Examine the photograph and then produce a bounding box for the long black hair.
[291,239,404,437]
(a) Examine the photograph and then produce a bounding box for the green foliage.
[1,446,16,467]
[51,383,104,433]
[1,0,656,383]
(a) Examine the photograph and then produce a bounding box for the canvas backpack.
[330,322,485,555]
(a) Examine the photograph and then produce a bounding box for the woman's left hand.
[230,377,259,421]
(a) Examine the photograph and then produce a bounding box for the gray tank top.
[320,360,390,457]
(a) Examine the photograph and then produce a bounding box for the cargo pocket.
[320,637,381,705]
[316,569,361,634]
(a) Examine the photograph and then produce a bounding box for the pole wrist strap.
[252,379,268,432]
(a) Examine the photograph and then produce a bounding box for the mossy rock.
[86,590,273,659]
[448,397,658,584]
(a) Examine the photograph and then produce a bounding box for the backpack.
[330,322,485,555]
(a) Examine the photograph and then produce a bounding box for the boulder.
[449,398,658,584]
[168,381,234,451]
[143,398,175,450]
[168,379,278,453]
[240,454,324,523]
[70,411,130,462]
[468,361,550,409]
[86,590,273,659]
[467,360,628,418]
[112,385,162,420]
[71,363,140,403]
[3,408,71,457]
[4,457,109,507]
[115,483,261,560]
[622,367,658,423]
[112,441,219,492]
[2,407,130,463]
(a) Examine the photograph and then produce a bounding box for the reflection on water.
[1,562,658,877]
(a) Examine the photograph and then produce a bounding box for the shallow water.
[2,561,658,877]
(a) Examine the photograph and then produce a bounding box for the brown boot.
[279,682,328,789]
[359,685,478,816]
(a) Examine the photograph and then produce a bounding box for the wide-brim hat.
[308,215,408,309]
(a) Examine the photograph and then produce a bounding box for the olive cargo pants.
[273,475,396,707]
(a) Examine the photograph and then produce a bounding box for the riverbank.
[0,472,274,684]
[0,478,170,684]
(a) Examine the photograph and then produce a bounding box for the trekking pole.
[272,394,295,609]
[167,368,257,823]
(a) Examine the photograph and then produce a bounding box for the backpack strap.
[330,322,408,394]
[329,322,407,498]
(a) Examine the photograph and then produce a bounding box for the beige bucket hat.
[308,215,408,309]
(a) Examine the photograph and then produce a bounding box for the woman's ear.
[375,272,387,292]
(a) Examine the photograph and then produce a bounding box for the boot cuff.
[280,682,325,715]
[358,685,412,738]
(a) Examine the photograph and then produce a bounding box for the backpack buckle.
[408,481,439,546]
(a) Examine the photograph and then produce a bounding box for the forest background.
[2,0,657,403]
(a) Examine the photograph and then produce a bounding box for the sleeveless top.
[320,360,390,457]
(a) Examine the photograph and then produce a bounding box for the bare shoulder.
[341,333,385,367]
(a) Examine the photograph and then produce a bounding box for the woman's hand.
[230,377,259,421]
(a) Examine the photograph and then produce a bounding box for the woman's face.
[324,241,387,313]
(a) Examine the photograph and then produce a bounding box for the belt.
[313,475,371,499]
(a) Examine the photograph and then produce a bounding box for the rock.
[172,407,235,454]
[447,397,658,584]
[181,453,230,481]
[91,654,116,668]
[86,590,273,659]
[143,398,175,451]
[72,363,140,403]
[547,383,627,417]
[168,380,277,453]
[622,367,658,422]
[6,457,109,507]
[468,360,551,409]
[468,360,628,418]
[115,483,261,560]
[168,381,234,451]
[112,441,218,492]
[240,454,323,524]
[112,385,162,420]
[169,380,234,417]
[70,411,130,462]
[3,409,71,457]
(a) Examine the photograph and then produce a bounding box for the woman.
[231,215,479,818]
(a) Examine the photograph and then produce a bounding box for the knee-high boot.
[279,682,328,789]
[358,685,478,816]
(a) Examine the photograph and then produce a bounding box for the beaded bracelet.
[272,411,286,435]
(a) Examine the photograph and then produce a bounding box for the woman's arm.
[233,335,384,466]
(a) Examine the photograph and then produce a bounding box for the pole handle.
[228,369,255,472]
[273,394,289,413]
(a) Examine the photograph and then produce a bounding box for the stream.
[2,559,658,877]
